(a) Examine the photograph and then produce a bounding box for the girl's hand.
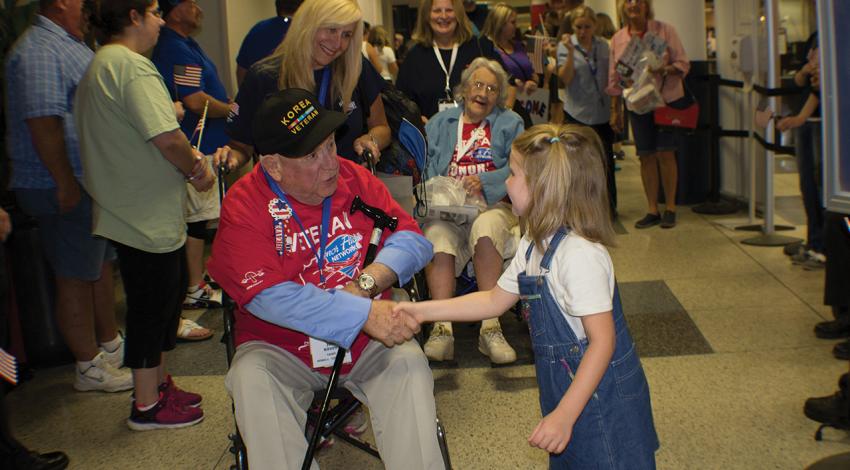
[393,301,426,324]
[528,409,574,454]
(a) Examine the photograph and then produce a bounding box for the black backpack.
[359,81,425,185]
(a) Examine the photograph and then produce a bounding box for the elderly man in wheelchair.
[419,57,525,365]
[207,88,444,470]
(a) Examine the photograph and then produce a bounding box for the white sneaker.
[478,327,517,364]
[74,351,134,392]
[424,323,454,361]
[100,332,125,369]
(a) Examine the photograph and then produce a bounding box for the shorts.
[422,202,520,276]
[185,157,220,223]
[627,100,684,156]
[15,188,115,281]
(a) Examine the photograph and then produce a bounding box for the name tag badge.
[438,99,458,113]
[309,337,353,369]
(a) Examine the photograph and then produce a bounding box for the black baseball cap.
[252,88,347,158]
[160,0,184,20]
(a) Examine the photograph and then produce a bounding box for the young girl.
[395,124,658,468]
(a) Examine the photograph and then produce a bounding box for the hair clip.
[549,137,560,143]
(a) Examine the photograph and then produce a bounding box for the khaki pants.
[225,340,445,470]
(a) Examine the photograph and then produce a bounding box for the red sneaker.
[127,395,204,431]
[160,374,202,408]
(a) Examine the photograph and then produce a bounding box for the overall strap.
[540,227,569,270]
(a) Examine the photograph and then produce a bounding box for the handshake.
[360,299,427,348]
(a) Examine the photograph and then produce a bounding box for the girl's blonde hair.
[412,0,473,47]
[512,124,615,249]
[480,3,516,45]
[617,0,654,25]
[271,0,363,109]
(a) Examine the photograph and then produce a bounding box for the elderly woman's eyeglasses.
[471,81,499,95]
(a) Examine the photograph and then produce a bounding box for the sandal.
[176,318,214,342]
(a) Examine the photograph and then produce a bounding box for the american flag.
[0,348,17,385]
[527,35,547,75]
[174,64,202,87]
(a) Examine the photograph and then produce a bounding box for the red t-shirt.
[448,121,497,179]
[207,159,420,373]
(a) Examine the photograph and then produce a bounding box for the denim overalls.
[518,228,659,469]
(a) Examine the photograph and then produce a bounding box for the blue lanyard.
[318,67,331,108]
[262,167,332,283]
[573,38,597,76]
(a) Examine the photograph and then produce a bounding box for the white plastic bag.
[623,52,665,115]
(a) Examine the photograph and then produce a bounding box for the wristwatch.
[357,272,379,297]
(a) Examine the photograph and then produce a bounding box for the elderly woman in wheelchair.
[421,57,525,364]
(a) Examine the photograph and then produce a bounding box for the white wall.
[219,0,277,95]
[714,0,761,199]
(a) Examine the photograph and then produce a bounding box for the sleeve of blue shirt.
[245,230,431,348]
[19,47,65,119]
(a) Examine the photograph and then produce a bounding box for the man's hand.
[777,115,806,132]
[0,207,11,242]
[341,281,369,298]
[362,300,419,347]
[212,144,247,172]
[174,101,185,122]
[56,180,82,214]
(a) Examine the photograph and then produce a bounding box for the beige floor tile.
[666,274,811,312]
[688,304,828,353]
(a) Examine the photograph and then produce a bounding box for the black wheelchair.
[221,274,451,470]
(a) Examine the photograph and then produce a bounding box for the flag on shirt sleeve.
[527,35,547,75]
[174,64,202,87]
[0,348,17,385]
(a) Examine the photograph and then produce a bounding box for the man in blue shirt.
[235,0,302,87]
[5,0,130,393]
[153,0,231,316]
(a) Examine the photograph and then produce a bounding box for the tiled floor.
[8,147,849,469]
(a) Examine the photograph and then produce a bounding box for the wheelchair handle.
[350,196,398,266]
[361,148,376,175]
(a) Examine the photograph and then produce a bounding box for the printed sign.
[515,88,551,126]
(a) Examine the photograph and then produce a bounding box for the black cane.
[301,196,398,470]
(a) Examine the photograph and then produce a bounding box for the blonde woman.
[397,0,506,119]
[216,0,391,170]
[558,6,617,215]
[482,3,538,95]
[368,25,398,81]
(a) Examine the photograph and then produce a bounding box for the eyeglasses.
[472,81,499,95]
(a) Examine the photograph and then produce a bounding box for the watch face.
[358,274,376,290]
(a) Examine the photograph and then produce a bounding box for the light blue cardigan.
[424,105,524,206]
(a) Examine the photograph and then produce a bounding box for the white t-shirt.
[498,232,615,340]
[377,45,397,81]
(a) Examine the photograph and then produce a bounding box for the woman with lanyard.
[396,0,507,121]
[419,58,524,365]
[607,0,689,229]
[215,0,390,172]
[558,5,617,217]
